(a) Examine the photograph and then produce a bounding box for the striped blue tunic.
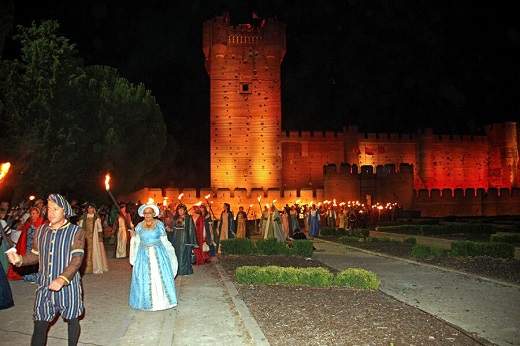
[32,221,84,321]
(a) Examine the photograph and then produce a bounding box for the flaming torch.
[188,201,202,213]
[104,173,131,230]
[257,196,262,211]
[204,194,217,219]
[0,162,15,251]
[0,162,10,182]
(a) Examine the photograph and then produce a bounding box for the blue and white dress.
[129,220,178,311]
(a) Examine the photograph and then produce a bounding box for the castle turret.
[203,13,286,190]
[484,122,519,188]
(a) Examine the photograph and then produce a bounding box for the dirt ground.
[218,241,519,345]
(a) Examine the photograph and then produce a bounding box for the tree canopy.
[0,20,167,200]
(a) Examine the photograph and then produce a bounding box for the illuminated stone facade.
[203,13,285,190]
[122,14,519,217]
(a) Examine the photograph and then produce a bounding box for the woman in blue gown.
[129,202,178,311]
[0,264,14,310]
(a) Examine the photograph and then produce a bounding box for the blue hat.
[47,194,75,217]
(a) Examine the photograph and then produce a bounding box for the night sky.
[6,0,520,187]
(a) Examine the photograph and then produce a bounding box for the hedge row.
[236,266,381,290]
[220,238,314,257]
[377,223,501,236]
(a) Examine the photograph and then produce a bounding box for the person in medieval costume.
[326,206,337,228]
[217,203,235,252]
[169,204,198,275]
[191,206,210,265]
[78,202,109,274]
[200,204,217,256]
[308,204,320,238]
[0,261,14,310]
[263,205,286,243]
[0,210,14,310]
[235,206,247,238]
[7,193,85,345]
[7,207,45,281]
[260,205,269,238]
[129,201,178,311]
[112,204,134,258]
[289,205,299,235]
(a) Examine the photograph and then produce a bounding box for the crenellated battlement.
[283,130,344,141]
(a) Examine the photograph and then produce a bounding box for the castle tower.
[203,13,286,191]
[484,122,519,189]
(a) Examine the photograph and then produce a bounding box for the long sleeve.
[60,227,85,281]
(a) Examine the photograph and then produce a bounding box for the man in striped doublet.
[8,193,85,346]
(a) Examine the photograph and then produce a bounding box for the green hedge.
[333,268,381,290]
[220,238,314,257]
[321,227,369,239]
[220,238,257,255]
[339,236,359,243]
[490,232,520,244]
[236,266,380,290]
[256,238,290,255]
[411,244,443,259]
[403,237,417,245]
[450,241,514,259]
[236,266,333,286]
[378,223,500,236]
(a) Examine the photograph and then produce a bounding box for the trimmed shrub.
[376,237,398,243]
[320,227,336,237]
[339,236,359,244]
[333,268,381,290]
[255,238,290,256]
[411,244,430,258]
[289,239,314,257]
[403,237,417,245]
[411,245,444,259]
[450,241,514,259]
[219,238,257,255]
[336,228,348,236]
[429,246,444,258]
[236,266,334,286]
[490,232,520,244]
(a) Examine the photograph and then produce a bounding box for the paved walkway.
[1,239,518,346]
[312,238,520,346]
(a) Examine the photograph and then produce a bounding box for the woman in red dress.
[7,207,45,281]
[191,206,210,265]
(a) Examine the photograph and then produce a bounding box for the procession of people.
[0,185,401,345]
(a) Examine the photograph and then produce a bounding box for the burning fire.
[178,193,184,201]
[0,162,11,182]
[204,194,211,199]
[104,174,111,190]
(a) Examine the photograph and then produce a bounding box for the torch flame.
[204,194,211,199]
[147,198,155,204]
[272,199,277,204]
[249,204,253,207]
[29,195,36,201]
[257,196,261,202]
[194,201,202,207]
[178,193,184,201]
[104,173,111,190]
[0,162,11,182]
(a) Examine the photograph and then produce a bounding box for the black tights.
[31,318,80,346]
